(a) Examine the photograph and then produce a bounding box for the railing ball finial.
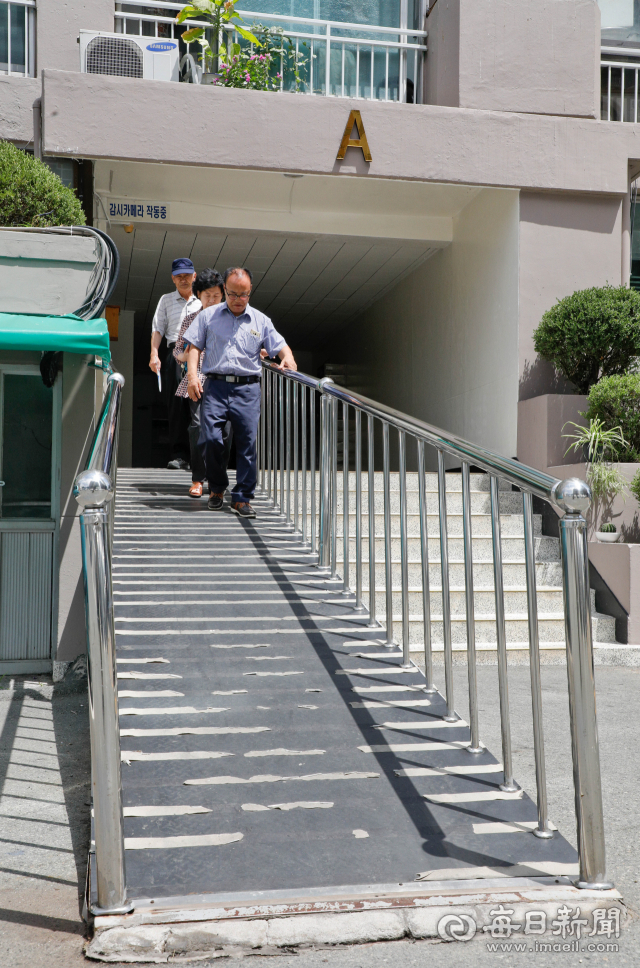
[74,469,114,509]
[552,477,591,516]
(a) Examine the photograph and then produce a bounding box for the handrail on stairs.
[73,370,131,916]
[259,359,611,892]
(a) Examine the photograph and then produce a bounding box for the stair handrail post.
[73,371,132,916]
[554,477,612,890]
[318,377,335,572]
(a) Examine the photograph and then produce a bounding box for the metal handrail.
[73,371,131,916]
[259,359,611,891]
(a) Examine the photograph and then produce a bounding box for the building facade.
[1,0,640,666]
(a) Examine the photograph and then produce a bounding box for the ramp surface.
[109,469,579,904]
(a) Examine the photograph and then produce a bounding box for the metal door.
[0,365,60,673]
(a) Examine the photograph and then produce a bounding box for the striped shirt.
[152,290,201,344]
[173,308,203,398]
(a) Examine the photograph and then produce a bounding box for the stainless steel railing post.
[354,409,366,612]
[382,421,396,647]
[310,390,317,554]
[258,372,265,493]
[462,461,481,752]
[437,449,456,720]
[318,386,333,572]
[293,381,299,534]
[556,480,612,889]
[279,376,285,517]
[366,414,379,628]
[330,396,339,581]
[417,440,436,692]
[266,369,273,505]
[301,386,308,546]
[341,402,351,595]
[285,379,292,528]
[523,490,553,839]
[76,493,131,915]
[74,368,132,917]
[398,430,411,667]
[490,475,517,791]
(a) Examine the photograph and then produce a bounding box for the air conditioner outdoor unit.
[79,30,179,82]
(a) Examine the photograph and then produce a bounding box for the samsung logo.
[146,42,177,52]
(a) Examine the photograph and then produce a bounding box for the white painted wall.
[323,187,520,460]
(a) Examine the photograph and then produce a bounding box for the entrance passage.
[108,468,579,904]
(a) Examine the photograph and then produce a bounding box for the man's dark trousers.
[163,349,190,462]
[200,379,261,504]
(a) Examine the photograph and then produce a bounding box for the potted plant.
[177,2,306,90]
[563,416,628,539]
[177,0,259,84]
[597,522,619,543]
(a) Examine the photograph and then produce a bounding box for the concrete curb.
[85,887,624,962]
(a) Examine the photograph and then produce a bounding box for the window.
[0,1,35,76]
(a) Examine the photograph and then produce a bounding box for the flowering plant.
[214,49,280,90]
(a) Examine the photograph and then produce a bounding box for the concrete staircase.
[281,470,618,652]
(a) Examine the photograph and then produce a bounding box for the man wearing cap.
[149,258,201,470]
[184,266,296,519]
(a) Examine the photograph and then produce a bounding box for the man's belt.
[206,373,260,384]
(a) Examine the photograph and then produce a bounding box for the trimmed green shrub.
[630,469,640,504]
[533,285,640,394]
[0,140,85,227]
[585,373,640,462]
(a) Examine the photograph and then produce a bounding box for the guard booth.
[0,227,118,675]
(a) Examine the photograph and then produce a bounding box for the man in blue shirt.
[183,266,296,518]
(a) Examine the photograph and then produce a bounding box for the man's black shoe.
[231,502,256,519]
[208,492,225,511]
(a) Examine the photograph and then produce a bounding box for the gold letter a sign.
[336,110,372,162]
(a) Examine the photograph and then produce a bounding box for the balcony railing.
[114,1,427,102]
[0,0,35,76]
[601,46,640,120]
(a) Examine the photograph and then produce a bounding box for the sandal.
[189,481,203,498]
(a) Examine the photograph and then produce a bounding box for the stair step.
[333,535,560,562]
[357,587,565,616]
[374,612,616,645]
[278,490,525,515]
[332,512,542,537]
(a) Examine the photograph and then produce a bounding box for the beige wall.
[41,70,640,196]
[56,353,96,662]
[323,188,520,460]
[518,191,624,403]
[425,0,600,118]
[0,76,40,145]
[36,0,113,75]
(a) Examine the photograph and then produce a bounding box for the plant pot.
[596,531,619,543]
[202,72,217,85]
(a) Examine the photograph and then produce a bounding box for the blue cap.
[172,258,195,275]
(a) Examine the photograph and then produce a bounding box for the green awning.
[0,312,111,361]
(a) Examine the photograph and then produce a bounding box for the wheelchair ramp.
[87,469,616,960]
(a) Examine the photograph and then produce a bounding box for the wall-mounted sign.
[107,199,170,222]
[336,110,372,163]
[146,41,177,52]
